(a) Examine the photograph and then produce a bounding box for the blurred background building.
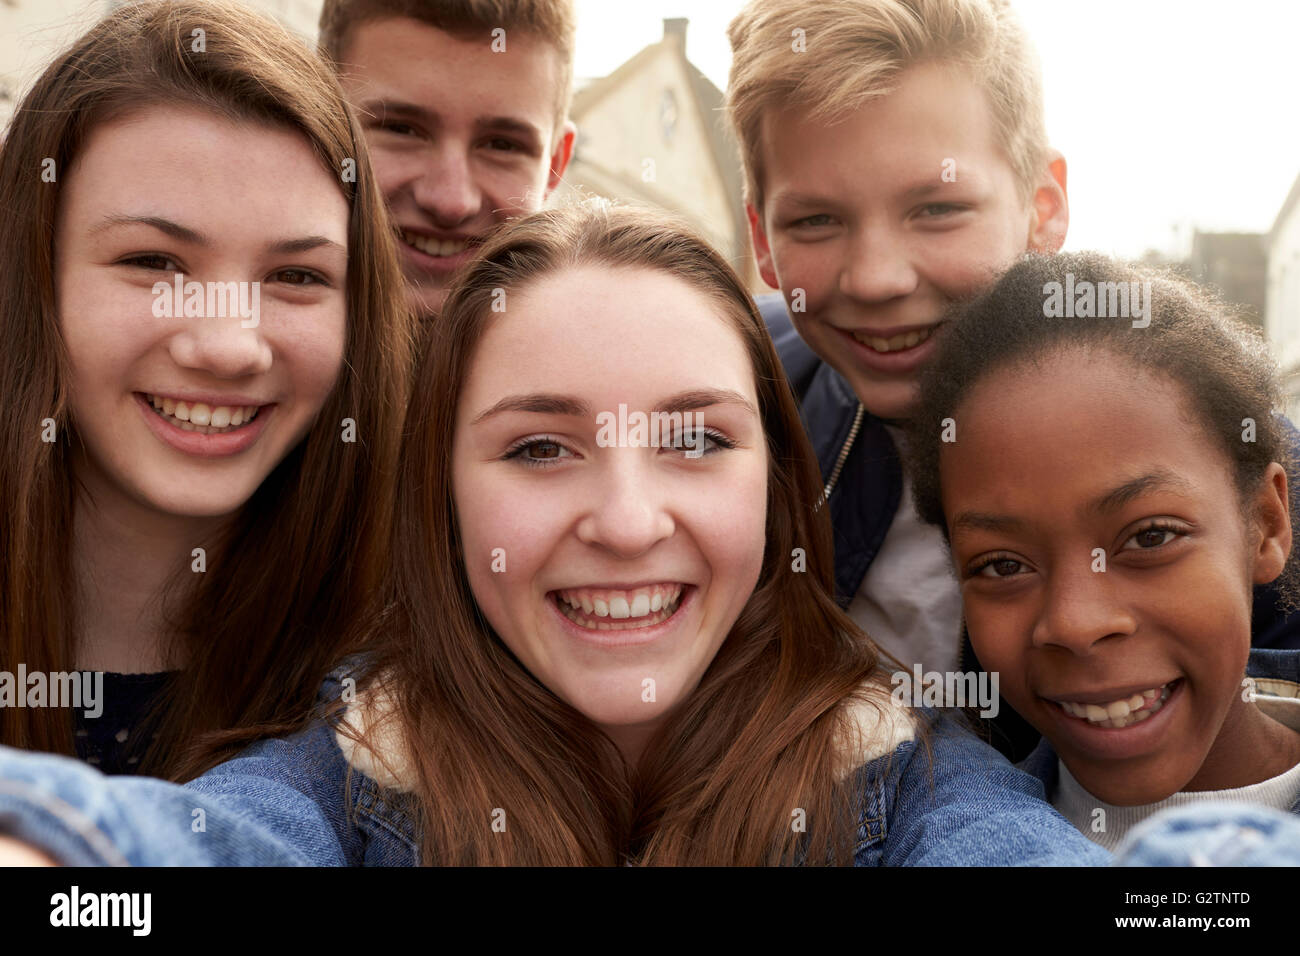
[1268,175,1300,416]
[555,18,758,289]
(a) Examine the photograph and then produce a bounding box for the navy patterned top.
[73,671,175,775]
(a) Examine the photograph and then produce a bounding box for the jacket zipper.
[822,402,864,502]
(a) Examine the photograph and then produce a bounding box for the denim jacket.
[758,291,1300,763]
[0,662,1108,866]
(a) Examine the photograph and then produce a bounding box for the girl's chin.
[126,480,262,520]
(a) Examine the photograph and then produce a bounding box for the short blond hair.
[318,0,576,135]
[727,0,1047,211]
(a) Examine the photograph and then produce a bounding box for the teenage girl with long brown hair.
[0,0,412,779]
[0,202,1102,865]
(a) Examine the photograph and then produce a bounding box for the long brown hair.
[0,0,413,778]
[349,202,898,864]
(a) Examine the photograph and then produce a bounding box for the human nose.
[410,142,481,228]
[1030,557,1137,654]
[574,454,676,559]
[837,223,919,303]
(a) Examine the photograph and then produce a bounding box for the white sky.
[574,0,1300,258]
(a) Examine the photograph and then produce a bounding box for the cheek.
[278,313,347,405]
[481,164,548,218]
[964,597,1033,691]
[454,471,570,624]
[771,241,830,293]
[59,279,152,399]
[693,464,769,595]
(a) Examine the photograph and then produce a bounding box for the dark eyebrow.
[950,470,1194,537]
[470,388,758,426]
[949,511,1026,536]
[266,235,347,257]
[93,214,205,244]
[472,393,591,424]
[655,388,757,417]
[356,100,541,144]
[355,98,432,125]
[476,115,543,143]
[93,215,344,258]
[1087,471,1194,516]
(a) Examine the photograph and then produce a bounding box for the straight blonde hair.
[727,0,1048,210]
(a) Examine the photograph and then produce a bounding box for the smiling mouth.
[140,393,264,435]
[848,324,939,354]
[1052,679,1180,729]
[551,583,687,631]
[399,229,473,258]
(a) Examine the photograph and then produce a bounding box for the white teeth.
[553,584,685,631]
[401,230,471,258]
[144,394,261,434]
[851,325,935,353]
[1059,683,1173,727]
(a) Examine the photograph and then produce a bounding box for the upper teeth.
[146,393,260,431]
[851,325,935,353]
[554,584,684,630]
[1057,684,1171,729]
[401,230,470,258]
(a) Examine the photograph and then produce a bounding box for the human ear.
[544,120,577,194]
[746,202,779,290]
[1027,149,1069,254]
[1251,462,1291,586]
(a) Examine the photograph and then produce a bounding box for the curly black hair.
[904,250,1298,605]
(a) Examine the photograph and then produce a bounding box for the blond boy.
[726,0,1068,706]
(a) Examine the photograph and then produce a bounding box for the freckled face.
[944,349,1267,805]
[452,265,768,746]
[56,105,349,519]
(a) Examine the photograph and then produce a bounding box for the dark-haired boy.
[319,0,577,316]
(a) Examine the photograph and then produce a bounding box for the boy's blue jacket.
[0,662,1109,866]
[1022,648,1300,814]
[759,293,1300,757]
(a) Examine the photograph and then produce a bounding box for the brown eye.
[975,557,1024,579]
[529,441,562,459]
[1131,529,1175,549]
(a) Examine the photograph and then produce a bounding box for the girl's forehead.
[461,266,760,403]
